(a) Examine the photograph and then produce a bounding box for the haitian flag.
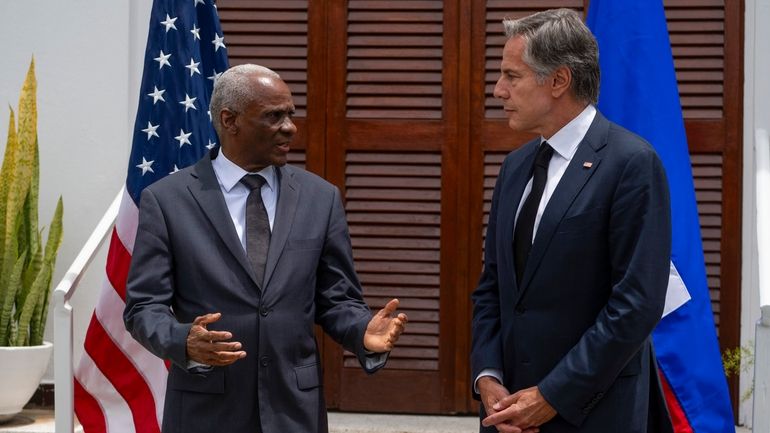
[586,1,734,432]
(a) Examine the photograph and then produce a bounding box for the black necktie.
[513,142,554,285]
[240,174,270,286]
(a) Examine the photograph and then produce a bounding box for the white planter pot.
[0,341,53,422]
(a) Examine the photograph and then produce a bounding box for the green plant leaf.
[43,197,63,266]
[17,232,41,320]
[30,265,53,346]
[2,59,35,292]
[0,108,18,270]
[14,261,49,347]
[34,198,63,344]
[0,250,27,346]
[16,58,37,182]
[0,59,37,312]
[23,136,40,264]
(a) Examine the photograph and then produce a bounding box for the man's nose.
[281,117,297,136]
[493,75,507,99]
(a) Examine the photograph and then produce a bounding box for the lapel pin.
[583,161,593,169]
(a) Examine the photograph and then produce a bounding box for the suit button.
[260,356,269,367]
[260,307,269,317]
[514,306,526,315]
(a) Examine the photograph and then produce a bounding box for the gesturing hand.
[363,298,408,353]
[186,312,246,366]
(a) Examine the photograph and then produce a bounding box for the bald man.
[125,64,407,433]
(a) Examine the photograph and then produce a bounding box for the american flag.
[73,1,228,431]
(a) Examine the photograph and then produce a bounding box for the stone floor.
[0,410,82,433]
[0,409,752,433]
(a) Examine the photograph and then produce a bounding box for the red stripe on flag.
[84,313,161,433]
[106,228,132,300]
[659,370,694,433]
[74,378,107,433]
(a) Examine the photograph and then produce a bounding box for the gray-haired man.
[471,9,674,433]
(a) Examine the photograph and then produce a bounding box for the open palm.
[363,298,408,352]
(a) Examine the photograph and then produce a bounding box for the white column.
[742,0,770,427]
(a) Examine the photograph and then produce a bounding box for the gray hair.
[503,8,599,104]
[209,64,281,135]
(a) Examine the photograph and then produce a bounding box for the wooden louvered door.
[469,0,743,413]
[322,0,464,413]
[217,0,325,173]
[219,0,741,415]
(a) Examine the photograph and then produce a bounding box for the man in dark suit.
[124,64,407,433]
[471,9,674,433]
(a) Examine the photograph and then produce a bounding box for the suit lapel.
[499,140,539,294]
[263,165,299,289]
[516,112,610,299]
[187,152,261,288]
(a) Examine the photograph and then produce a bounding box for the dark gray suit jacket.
[124,151,380,433]
[471,112,674,432]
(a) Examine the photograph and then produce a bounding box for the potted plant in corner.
[0,58,63,422]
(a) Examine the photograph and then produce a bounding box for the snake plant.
[0,59,63,347]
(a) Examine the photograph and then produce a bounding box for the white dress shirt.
[475,104,597,392]
[211,151,278,248]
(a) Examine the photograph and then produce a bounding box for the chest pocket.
[557,207,605,234]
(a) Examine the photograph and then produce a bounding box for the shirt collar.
[541,104,597,161]
[212,151,277,193]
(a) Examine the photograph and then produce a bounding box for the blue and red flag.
[586,1,734,432]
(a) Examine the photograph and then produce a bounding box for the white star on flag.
[186,58,201,77]
[175,129,192,147]
[207,140,217,150]
[212,34,226,51]
[141,121,160,140]
[161,14,178,32]
[154,50,171,69]
[194,0,205,6]
[136,157,155,175]
[207,70,222,84]
[179,94,197,112]
[170,165,181,174]
[191,25,201,40]
[147,86,166,104]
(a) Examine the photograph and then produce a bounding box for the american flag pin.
[583,162,593,169]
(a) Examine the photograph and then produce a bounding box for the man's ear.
[551,66,572,98]
[220,108,238,134]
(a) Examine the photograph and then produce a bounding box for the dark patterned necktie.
[240,174,270,285]
[513,142,554,285]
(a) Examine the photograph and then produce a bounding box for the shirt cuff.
[474,368,503,393]
[187,360,212,373]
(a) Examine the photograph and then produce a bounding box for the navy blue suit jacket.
[471,111,674,432]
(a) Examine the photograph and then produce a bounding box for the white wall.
[0,0,151,381]
[742,0,770,427]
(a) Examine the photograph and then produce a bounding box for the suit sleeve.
[470,156,509,399]
[124,188,192,369]
[314,187,384,373]
[538,147,671,426]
